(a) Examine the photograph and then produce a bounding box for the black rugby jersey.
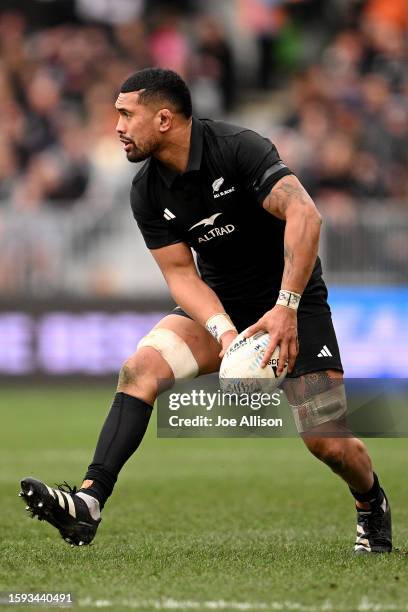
[131,117,326,305]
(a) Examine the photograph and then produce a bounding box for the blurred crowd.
[0,0,239,210]
[0,0,406,211]
[0,0,406,296]
[274,0,408,222]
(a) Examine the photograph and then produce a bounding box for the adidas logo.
[163,208,176,221]
[317,345,332,358]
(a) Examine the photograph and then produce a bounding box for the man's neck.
[154,119,192,174]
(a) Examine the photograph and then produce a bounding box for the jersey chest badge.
[212,176,236,199]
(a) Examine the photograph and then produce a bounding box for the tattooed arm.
[262,174,322,294]
[246,175,321,373]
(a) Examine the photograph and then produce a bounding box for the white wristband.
[205,313,237,343]
[276,290,301,311]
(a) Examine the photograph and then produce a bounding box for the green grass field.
[1,386,408,611]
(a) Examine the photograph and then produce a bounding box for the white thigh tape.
[290,384,347,433]
[137,328,199,379]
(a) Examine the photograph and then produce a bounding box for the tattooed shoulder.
[262,175,313,219]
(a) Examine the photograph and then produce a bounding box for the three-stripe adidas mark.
[46,485,76,518]
[355,522,371,552]
[317,345,332,358]
[163,208,176,221]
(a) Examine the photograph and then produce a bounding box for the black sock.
[80,392,152,508]
[349,472,384,509]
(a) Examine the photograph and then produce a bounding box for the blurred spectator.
[238,0,287,89]
[187,14,236,116]
[147,11,189,78]
[13,113,90,208]
[75,0,144,25]
[363,0,408,32]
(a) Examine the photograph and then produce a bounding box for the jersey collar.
[155,117,203,188]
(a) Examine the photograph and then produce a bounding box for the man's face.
[115,91,161,162]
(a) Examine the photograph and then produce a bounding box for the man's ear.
[158,109,172,132]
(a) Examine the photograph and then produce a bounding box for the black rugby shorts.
[170,299,343,379]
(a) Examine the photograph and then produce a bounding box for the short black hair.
[120,68,192,119]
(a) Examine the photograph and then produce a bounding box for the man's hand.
[219,329,238,359]
[245,305,298,374]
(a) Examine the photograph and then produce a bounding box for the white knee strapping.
[290,384,347,433]
[137,328,199,379]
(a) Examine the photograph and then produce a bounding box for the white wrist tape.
[276,289,301,311]
[205,313,237,343]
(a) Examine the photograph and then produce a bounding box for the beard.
[124,137,159,163]
[126,144,150,163]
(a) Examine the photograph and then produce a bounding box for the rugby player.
[20,68,391,554]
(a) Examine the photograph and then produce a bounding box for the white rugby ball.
[219,329,287,393]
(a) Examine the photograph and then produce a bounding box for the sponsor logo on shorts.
[317,345,332,357]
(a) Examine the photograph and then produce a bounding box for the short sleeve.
[233,130,293,204]
[130,181,182,250]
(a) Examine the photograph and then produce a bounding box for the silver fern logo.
[212,176,236,199]
[212,177,224,192]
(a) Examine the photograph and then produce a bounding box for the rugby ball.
[219,329,287,393]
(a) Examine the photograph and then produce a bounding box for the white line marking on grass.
[78,598,408,611]
[357,597,407,611]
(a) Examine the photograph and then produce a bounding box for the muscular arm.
[151,242,226,326]
[262,174,322,294]
[245,174,321,371]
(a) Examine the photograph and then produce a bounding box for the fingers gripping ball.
[219,329,288,394]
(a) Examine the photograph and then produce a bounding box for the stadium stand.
[0,0,406,296]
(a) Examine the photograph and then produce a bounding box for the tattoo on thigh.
[283,371,340,405]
